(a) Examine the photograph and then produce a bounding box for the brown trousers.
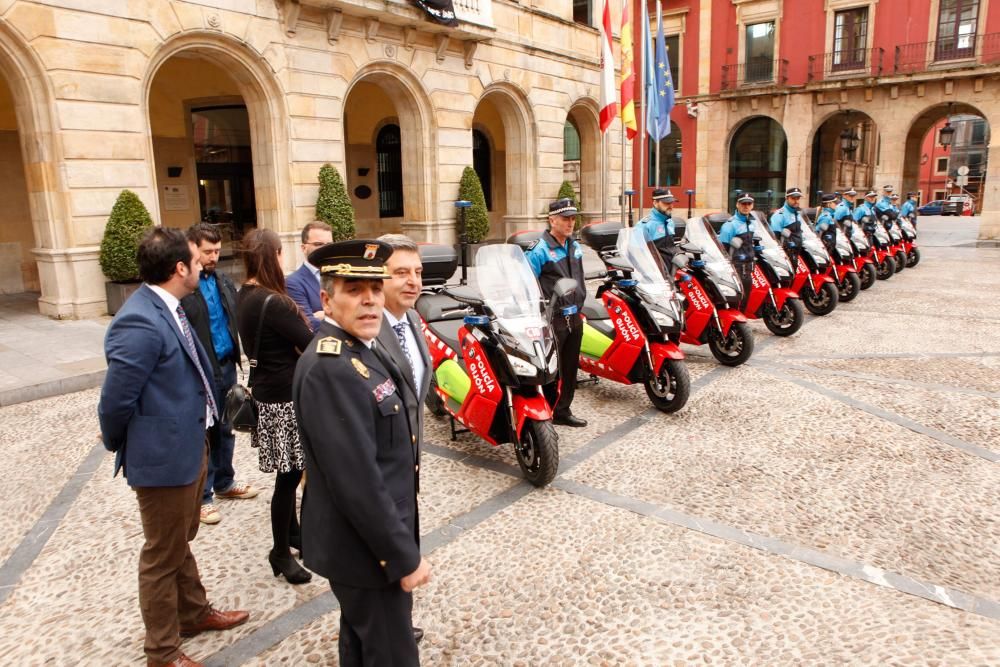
[134,445,211,663]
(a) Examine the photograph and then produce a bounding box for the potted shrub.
[557,180,584,231]
[457,166,490,263]
[316,163,355,241]
[99,189,154,315]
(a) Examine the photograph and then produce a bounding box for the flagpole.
[638,85,645,222]
[620,121,626,226]
[601,130,608,222]
[655,139,660,189]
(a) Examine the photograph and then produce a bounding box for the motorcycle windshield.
[685,217,743,295]
[475,244,553,358]
[615,227,679,300]
[801,221,831,263]
[835,228,853,256]
[851,225,869,249]
[899,218,916,235]
[752,212,794,274]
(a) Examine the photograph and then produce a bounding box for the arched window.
[376,124,403,218]
[728,117,787,211]
[647,122,682,187]
[472,129,492,211]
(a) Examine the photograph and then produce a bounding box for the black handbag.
[225,293,273,432]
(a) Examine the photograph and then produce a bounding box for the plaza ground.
[0,215,997,664]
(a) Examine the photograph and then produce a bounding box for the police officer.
[854,190,879,232]
[293,239,429,666]
[637,188,680,266]
[900,191,919,226]
[875,184,897,225]
[770,187,806,263]
[834,187,857,226]
[814,193,839,256]
[717,192,757,308]
[525,198,588,428]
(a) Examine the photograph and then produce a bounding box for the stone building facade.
[0,0,627,316]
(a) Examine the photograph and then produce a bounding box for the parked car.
[917,200,945,215]
[942,195,974,216]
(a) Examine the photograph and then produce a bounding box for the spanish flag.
[620,0,637,140]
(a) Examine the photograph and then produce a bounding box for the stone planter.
[105,280,141,315]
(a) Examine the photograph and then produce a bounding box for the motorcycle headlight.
[650,310,674,327]
[507,354,538,377]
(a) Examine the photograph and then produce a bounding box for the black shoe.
[413,627,424,644]
[268,550,312,585]
[553,414,587,427]
[289,534,302,555]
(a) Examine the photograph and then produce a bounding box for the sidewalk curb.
[0,369,106,407]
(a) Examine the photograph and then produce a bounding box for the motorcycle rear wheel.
[906,247,921,268]
[425,376,448,418]
[860,263,877,289]
[804,282,839,316]
[515,419,559,487]
[838,271,862,303]
[763,298,804,336]
[876,256,895,280]
[644,358,690,413]
[708,321,755,366]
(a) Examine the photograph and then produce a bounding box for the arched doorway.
[648,121,682,188]
[343,67,434,238]
[473,86,535,238]
[809,110,878,199]
[728,117,787,212]
[0,71,36,294]
[565,102,600,219]
[904,103,990,212]
[473,129,493,210]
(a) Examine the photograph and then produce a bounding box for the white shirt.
[148,284,214,428]
[384,310,426,392]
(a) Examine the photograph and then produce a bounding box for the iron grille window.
[936,0,979,61]
[376,124,403,218]
[833,7,868,70]
[472,129,492,211]
[745,22,775,82]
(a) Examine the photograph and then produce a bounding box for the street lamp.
[454,199,471,285]
[839,127,860,156]
[939,103,956,149]
[685,189,695,218]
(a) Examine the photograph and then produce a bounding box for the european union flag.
[650,4,674,142]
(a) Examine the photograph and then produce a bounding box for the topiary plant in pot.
[99,189,155,314]
[457,166,490,264]
[316,163,355,242]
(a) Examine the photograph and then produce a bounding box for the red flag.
[598,0,618,133]
[620,0,637,139]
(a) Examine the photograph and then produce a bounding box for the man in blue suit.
[286,221,333,331]
[99,227,249,667]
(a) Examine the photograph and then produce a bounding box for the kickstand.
[576,373,600,386]
[449,415,469,441]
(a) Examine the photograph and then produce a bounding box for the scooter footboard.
[512,393,553,439]
[717,309,747,337]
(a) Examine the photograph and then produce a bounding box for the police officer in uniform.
[834,188,857,227]
[636,188,680,266]
[717,192,757,308]
[875,184,897,226]
[525,198,588,428]
[770,187,806,263]
[293,240,430,666]
[814,193,839,257]
[900,192,919,226]
[854,190,879,232]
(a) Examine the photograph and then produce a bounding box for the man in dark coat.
[293,239,430,666]
[286,221,333,331]
[180,223,258,526]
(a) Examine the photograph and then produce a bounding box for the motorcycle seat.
[416,292,467,323]
[582,296,609,320]
[425,318,465,360]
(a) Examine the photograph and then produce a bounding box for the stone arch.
[808,109,879,198]
[726,114,788,212]
[0,20,72,312]
[566,98,601,219]
[141,32,292,236]
[902,101,990,202]
[475,82,536,235]
[343,60,437,238]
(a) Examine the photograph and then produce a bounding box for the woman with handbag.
[236,229,315,585]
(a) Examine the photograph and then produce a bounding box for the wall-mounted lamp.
[357,167,370,177]
[939,102,956,149]
[167,166,183,178]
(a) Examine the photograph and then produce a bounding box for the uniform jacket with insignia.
[524,230,586,311]
[293,321,420,588]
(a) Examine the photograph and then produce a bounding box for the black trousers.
[544,313,583,418]
[331,582,418,666]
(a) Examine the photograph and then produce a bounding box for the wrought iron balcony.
[893,32,1000,74]
[721,58,789,91]
[807,48,884,82]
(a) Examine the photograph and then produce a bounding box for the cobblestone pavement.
[0,237,998,665]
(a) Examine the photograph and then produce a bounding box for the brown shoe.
[179,607,250,637]
[147,653,204,667]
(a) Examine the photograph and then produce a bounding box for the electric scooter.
[849,224,878,290]
[415,243,573,486]
[900,216,921,267]
[790,220,840,316]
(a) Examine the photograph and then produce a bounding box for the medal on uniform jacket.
[373,378,396,403]
[351,357,370,378]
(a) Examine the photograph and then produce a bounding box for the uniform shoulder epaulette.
[316,336,342,355]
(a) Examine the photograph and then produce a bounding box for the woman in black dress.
[237,229,314,584]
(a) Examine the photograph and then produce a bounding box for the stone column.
[978,141,1000,240]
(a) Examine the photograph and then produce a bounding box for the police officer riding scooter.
[814,193,839,257]
[770,187,807,264]
[636,188,680,266]
[718,192,757,309]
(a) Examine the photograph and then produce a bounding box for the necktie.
[392,322,418,389]
[176,304,219,421]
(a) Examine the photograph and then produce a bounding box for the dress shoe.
[268,549,312,585]
[553,413,587,427]
[179,607,250,637]
[147,653,203,667]
[413,627,424,643]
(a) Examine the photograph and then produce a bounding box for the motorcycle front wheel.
[906,247,921,268]
[515,419,559,487]
[838,271,862,303]
[763,298,804,336]
[894,252,906,273]
[876,256,895,280]
[708,321,755,366]
[804,282,839,316]
[644,358,690,413]
[860,263,877,289]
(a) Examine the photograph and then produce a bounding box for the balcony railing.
[721,58,789,91]
[893,32,1000,74]
[807,48,884,82]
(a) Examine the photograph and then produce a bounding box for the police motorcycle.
[808,206,863,304]
[883,215,908,274]
[415,243,573,486]
[860,213,896,280]
[899,215,921,267]
[673,216,755,366]
[571,223,691,413]
[848,224,878,290]
[789,211,840,316]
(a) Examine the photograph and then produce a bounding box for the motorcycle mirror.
[672,253,689,269]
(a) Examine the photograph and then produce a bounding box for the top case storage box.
[579,221,623,252]
[705,212,731,235]
[419,243,458,286]
[506,230,545,252]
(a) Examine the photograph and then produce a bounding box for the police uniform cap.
[843,187,858,196]
[785,187,803,198]
[736,193,754,204]
[821,193,837,203]
[308,239,392,279]
[652,188,677,203]
[864,190,878,198]
[906,191,917,197]
[882,184,895,192]
[548,198,578,217]
[890,193,900,200]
